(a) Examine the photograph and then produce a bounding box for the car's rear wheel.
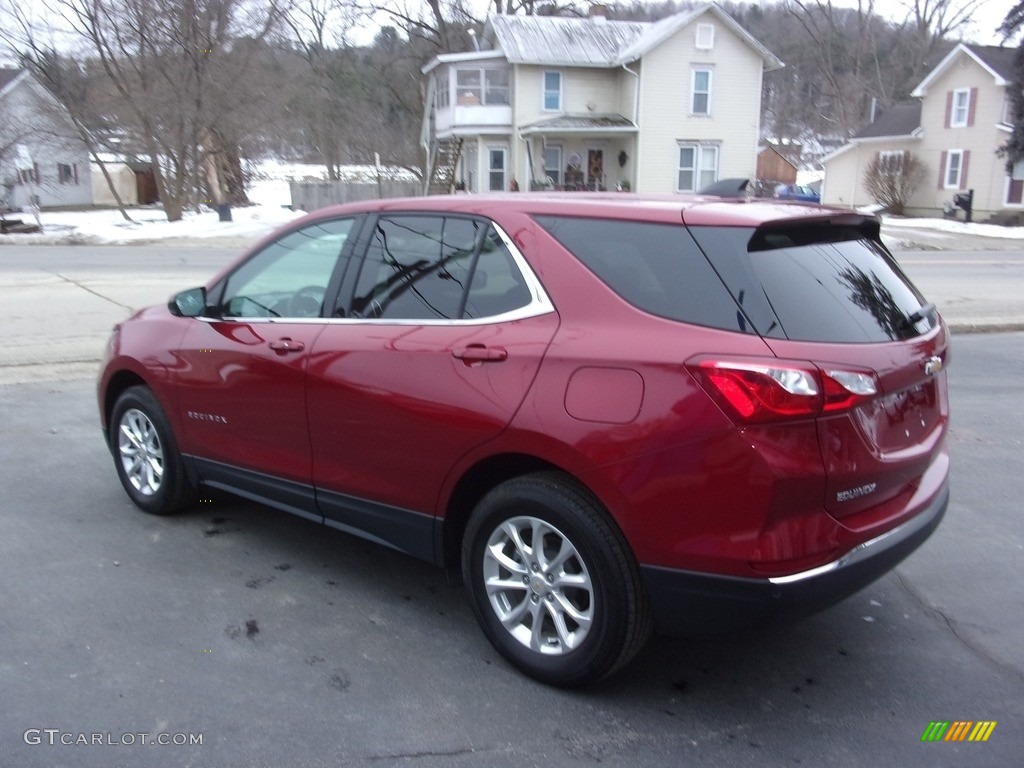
[462,472,651,687]
[110,386,195,515]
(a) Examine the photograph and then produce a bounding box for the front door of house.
[587,149,604,190]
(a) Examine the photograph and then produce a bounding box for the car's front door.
[306,214,558,558]
[174,217,358,515]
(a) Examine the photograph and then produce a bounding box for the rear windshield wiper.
[902,302,936,329]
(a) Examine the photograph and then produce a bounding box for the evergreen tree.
[999,3,1024,171]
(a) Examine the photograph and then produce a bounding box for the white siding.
[827,53,1013,218]
[514,65,624,126]
[916,59,1006,217]
[0,77,93,209]
[821,141,921,209]
[634,11,764,194]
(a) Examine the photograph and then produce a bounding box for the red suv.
[99,195,949,686]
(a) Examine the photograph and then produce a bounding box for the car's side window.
[462,225,532,318]
[351,215,479,320]
[220,218,354,319]
[350,216,534,321]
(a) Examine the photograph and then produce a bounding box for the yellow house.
[822,44,1018,220]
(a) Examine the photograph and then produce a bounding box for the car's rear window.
[534,215,750,333]
[688,224,936,343]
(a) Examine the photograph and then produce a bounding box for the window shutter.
[967,87,978,127]
[960,150,970,189]
[938,151,947,188]
[74,164,79,184]
[944,91,953,128]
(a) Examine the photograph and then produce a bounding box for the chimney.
[590,4,608,21]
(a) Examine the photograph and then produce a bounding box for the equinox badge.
[924,356,943,376]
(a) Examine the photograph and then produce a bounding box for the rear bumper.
[641,479,949,636]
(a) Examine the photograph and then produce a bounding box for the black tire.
[462,472,651,687]
[109,385,196,515]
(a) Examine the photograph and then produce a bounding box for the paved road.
[1,240,1022,385]
[0,239,1021,765]
[1,335,1021,767]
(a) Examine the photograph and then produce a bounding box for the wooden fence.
[289,180,421,212]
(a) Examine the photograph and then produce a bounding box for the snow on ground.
[2,158,1023,245]
[0,159,417,246]
[0,204,303,246]
[880,215,1024,240]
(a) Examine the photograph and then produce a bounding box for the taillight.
[687,358,878,424]
[821,369,877,412]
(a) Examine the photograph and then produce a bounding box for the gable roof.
[485,14,645,66]
[617,4,782,70]
[482,3,781,70]
[852,102,922,139]
[911,43,1014,97]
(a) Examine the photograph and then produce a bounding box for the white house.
[420,4,782,195]
[0,69,93,210]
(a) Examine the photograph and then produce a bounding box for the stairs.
[427,138,464,196]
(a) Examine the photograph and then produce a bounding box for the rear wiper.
[902,302,936,329]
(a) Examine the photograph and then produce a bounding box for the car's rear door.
[305,213,558,559]
[690,220,950,526]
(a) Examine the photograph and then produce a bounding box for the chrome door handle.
[268,338,306,353]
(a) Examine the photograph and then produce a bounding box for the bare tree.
[0,2,139,219]
[779,0,987,140]
[863,151,926,214]
[283,0,364,179]
[46,0,288,221]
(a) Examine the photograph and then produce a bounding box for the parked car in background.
[99,194,949,687]
[775,183,822,203]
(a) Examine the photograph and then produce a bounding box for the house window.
[677,143,718,192]
[542,145,562,186]
[944,149,964,188]
[488,147,507,191]
[455,68,510,106]
[691,68,712,115]
[58,163,78,184]
[1003,93,1013,125]
[951,88,970,127]
[484,69,509,105]
[543,71,562,111]
[435,73,449,109]
[696,23,715,50]
[19,168,37,184]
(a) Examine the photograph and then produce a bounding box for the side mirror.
[169,287,208,318]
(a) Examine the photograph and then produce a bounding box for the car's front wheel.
[110,386,195,515]
[462,473,651,687]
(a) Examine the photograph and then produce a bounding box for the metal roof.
[486,15,646,67]
[482,4,782,70]
[519,113,637,135]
